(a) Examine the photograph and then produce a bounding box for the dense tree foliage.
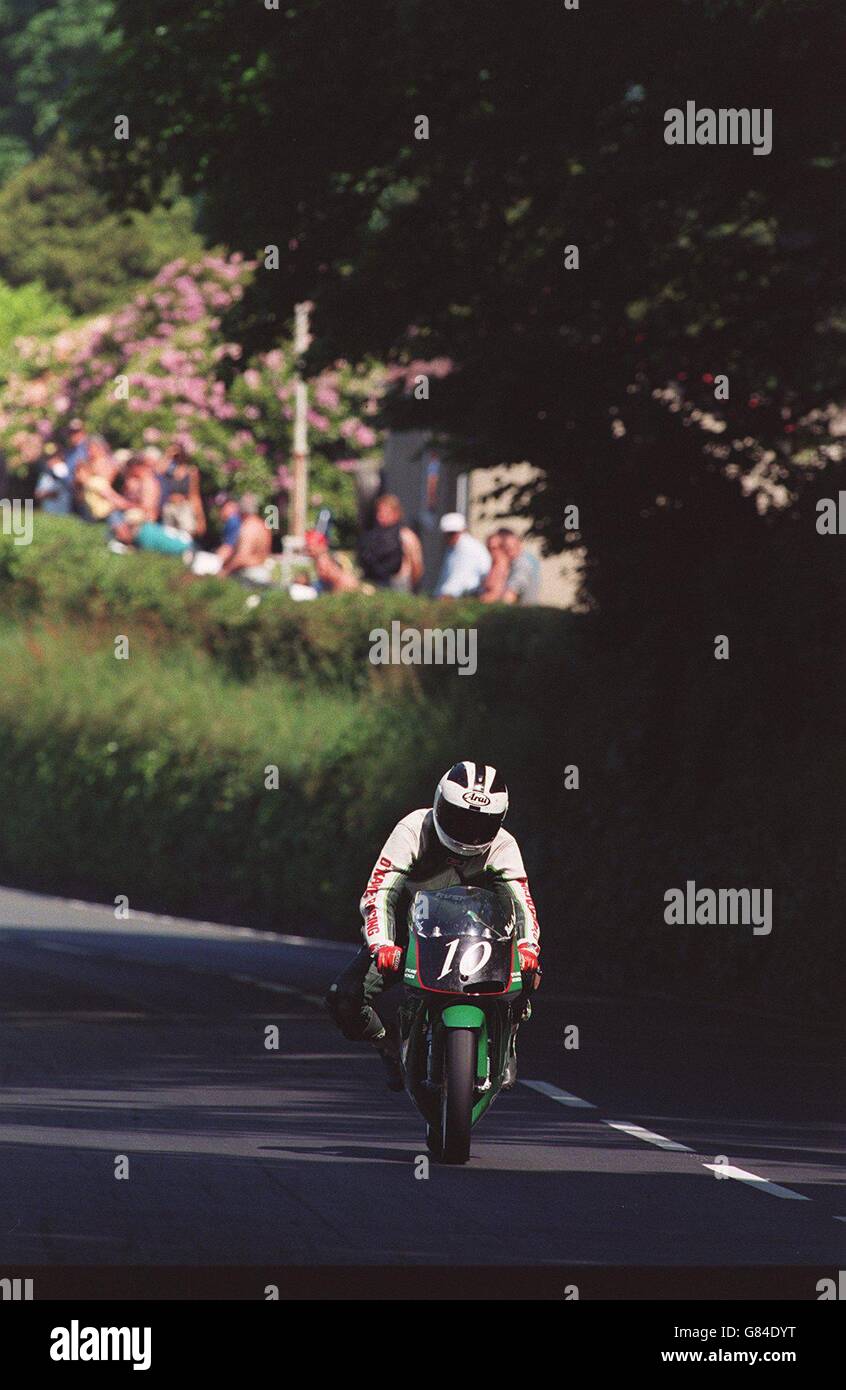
[0,278,67,373]
[0,2,204,320]
[0,0,114,181]
[0,137,203,312]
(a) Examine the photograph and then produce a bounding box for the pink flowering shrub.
[0,253,417,537]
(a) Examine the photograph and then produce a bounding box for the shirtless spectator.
[305,528,359,594]
[480,530,512,603]
[221,493,272,584]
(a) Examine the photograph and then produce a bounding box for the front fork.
[424,1010,489,1093]
[400,999,491,1094]
[400,994,525,1117]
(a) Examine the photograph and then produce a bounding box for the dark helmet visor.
[436,796,505,846]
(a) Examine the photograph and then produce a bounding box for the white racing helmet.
[433,761,509,857]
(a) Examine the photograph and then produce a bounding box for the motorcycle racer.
[325,762,540,1089]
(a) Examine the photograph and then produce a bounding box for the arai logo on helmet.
[462,790,491,807]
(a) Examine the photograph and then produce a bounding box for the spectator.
[181,492,240,576]
[497,527,541,605]
[112,511,195,555]
[155,444,206,537]
[215,495,242,566]
[123,453,163,522]
[358,493,423,591]
[480,529,512,603]
[221,493,273,585]
[305,528,360,594]
[434,512,491,598]
[34,443,73,515]
[75,436,131,526]
[64,418,90,486]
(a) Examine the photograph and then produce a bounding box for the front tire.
[440,1028,475,1164]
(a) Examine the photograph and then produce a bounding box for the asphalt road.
[0,884,843,1292]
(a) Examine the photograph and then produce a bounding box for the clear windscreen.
[409,886,515,942]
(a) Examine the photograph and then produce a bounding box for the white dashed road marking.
[604,1121,693,1152]
[520,1079,596,1108]
[525,1084,815,1204]
[700,1163,811,1200]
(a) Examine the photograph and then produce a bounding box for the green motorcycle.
[397,885,527,1165]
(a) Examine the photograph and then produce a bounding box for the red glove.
[518,942,540,973]
[372,944,403,975]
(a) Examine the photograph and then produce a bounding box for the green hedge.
[0,514,576,691]
[0,621,546,935]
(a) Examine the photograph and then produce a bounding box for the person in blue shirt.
[215,495,242,565]
[34,446,73,515]
[434,512,491,598]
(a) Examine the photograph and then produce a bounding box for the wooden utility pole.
[290,301,313,538]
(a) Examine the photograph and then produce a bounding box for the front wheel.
[440,1028,475,1164]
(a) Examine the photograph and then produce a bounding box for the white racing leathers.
[360,808,540,954]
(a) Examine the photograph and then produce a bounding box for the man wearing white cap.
[434,511,491,598]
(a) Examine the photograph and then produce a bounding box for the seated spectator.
[497,528,541,605]
[112,509,194,556]
[304,529,360,594]
[221,493,273,585]
[434,512,491,598]
[75,436,131,526]
[215,495,242,566]
[134,520,195,555]
[180,493,240,577]
[358,493,423,591]
[155,444,206,537]
[64,418,90,494]
[480,530,512,603]
[123,453,163,522]
[34,444,73,515]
